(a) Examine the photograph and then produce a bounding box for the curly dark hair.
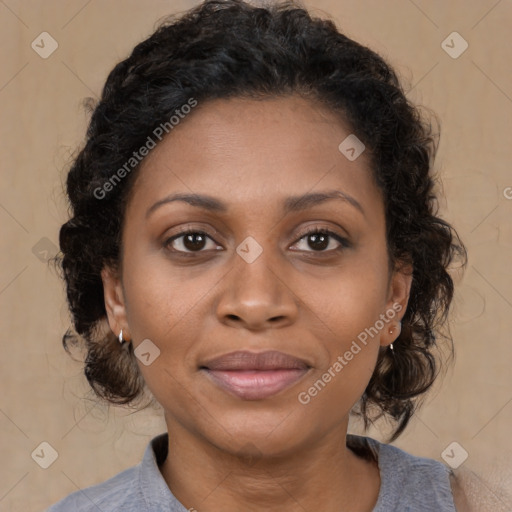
[56,0,467,441]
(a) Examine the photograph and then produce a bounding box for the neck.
[159,417,380,512]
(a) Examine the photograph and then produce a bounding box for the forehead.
[127,95,382,219]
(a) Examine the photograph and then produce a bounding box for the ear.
[101,265,130,342]
[380,262,413,348]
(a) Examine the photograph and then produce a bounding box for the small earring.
[388,322,401,353]
[118,329,125,345]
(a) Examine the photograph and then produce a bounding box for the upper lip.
[200,350,310,371]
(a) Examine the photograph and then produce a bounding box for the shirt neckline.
[140,432,389,511]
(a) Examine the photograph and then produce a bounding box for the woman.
[48,0,470,510]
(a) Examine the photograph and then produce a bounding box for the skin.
[102,95,414,512]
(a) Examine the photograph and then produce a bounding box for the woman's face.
[103,95,411,457]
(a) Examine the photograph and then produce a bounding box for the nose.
[215,249,298,331]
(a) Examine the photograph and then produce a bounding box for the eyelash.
[163,227,350,255]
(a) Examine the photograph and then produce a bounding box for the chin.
[203,407,313,458]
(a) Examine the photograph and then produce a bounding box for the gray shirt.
[46,432,456,511]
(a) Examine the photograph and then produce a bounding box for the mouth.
[199,350,311,400]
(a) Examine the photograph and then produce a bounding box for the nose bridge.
[235,240,279,295]
[216,235,297,328]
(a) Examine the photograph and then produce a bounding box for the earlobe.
[381,264,413,347]
[101,266,129,340]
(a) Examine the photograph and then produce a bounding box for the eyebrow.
[146,190,365,218]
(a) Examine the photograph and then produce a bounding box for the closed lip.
[199,350,311,400]
[199,350,311,371]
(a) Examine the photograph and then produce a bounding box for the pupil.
[309,233,328,250]
[184,233,206,251]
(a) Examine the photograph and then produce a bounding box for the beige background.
[1,0,511,510]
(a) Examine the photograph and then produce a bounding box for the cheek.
[119,260,201,387]
[121,246,217,338]
[298,350,379,427]
[120,265,206,409]
[295,253,389,338]
[293,255,386,403]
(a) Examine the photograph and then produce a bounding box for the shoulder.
[379,442,454,493]
[449,470,472,511]
[45,465,142,511]
[449,467,512,512]
[45,432,175,512]
[355,437,457,511]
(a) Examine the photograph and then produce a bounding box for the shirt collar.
[138,432,188,511]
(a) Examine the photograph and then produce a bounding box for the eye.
[291,227,350,253]
[164,230,221,253]
[163,227,350,255]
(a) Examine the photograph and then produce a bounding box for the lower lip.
[202,368,309,400]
